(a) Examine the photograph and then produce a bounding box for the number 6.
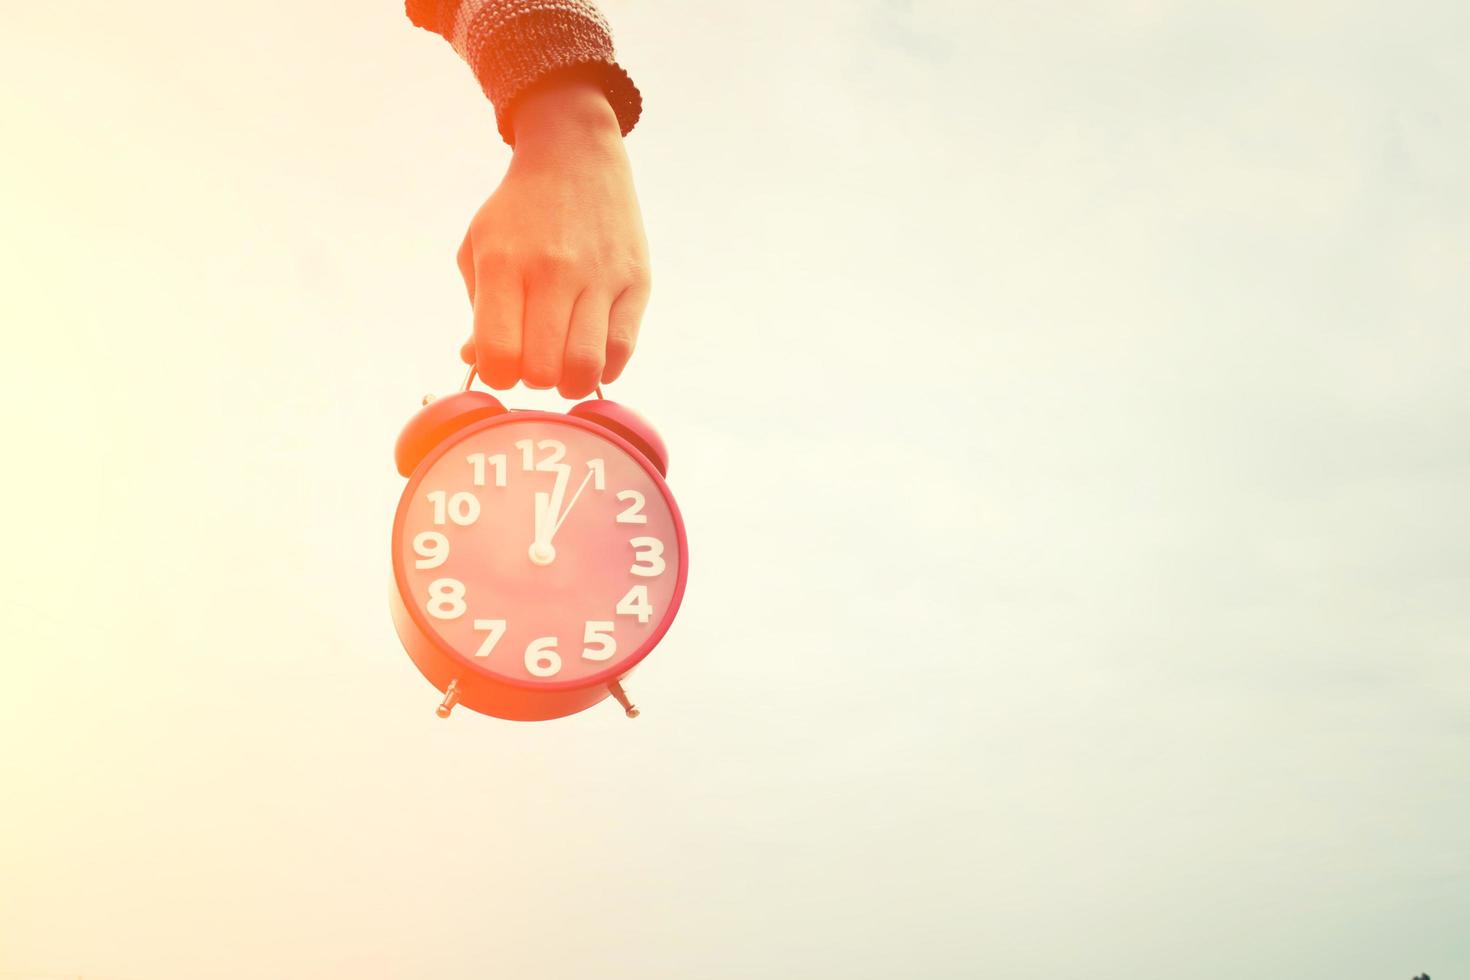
[524,636,561,677]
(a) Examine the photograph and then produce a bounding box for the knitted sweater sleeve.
[405,0,642,146]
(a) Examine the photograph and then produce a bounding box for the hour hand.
[530,491,555,565]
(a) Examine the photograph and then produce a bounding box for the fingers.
[458,236,649,392]
[471,262,523,390]
[603,282,650,383]
[559,290,611,399]
[519,256,578,389]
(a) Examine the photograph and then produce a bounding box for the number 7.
[472,619,507,658]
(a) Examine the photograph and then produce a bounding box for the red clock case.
[390,392,686,721]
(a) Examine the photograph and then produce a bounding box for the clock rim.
[391,408,688,694]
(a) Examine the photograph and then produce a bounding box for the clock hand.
[543,464,570,539]
[530,461,571,565]
[533,491,551,542]
[530,491,555,565]
[549,467,596,541]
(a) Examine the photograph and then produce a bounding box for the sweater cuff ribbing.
[469,8,642,145]
[405,0,448,34]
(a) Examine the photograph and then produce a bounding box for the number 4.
[616,585,653,624]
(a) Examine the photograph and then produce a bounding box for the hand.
[457,77,652,399]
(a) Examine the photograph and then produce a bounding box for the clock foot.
[436,678,461,719]
[608,680,640,719]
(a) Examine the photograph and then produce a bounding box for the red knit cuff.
[405,1,643,146]
[492,59,642,146]
[466,7,642,145]
[404,0,449,34]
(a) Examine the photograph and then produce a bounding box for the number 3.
[629,537,665,577]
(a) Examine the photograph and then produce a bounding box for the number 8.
[427,578,466,620]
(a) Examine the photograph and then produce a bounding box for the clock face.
[393,413,686,689]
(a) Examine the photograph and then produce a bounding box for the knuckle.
[623,257,651,289]
[526,247,580,278]
[474,320,519,353]
[472,312,516,346]
[475,247,514,276]
[605,333,635,363]
[564,342,605,375]
[479,338,519,362]
[521,356,559,386]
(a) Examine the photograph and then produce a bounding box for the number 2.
[616,490,647,524]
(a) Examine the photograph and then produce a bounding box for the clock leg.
[608,680,640,719]
[436,678,461,719]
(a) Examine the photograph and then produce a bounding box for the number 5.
[582,621,617,661]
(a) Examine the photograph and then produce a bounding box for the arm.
[404,0,641,146]
[406,1,650,398]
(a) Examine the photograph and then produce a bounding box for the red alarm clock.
[389,367,688,721]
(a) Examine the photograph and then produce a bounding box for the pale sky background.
[2,1,1468,977]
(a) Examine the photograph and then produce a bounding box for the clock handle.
[462,363,604,401]
[461,362,669,477]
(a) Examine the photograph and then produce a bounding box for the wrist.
[510,75,621,154]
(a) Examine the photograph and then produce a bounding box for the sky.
[2,1,1468,977]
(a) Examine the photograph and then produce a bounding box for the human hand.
[457,77,651,399]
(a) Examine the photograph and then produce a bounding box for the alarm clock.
[389,368,688,721]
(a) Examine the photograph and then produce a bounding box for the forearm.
[511,76,624,163]
[404,0,641,146]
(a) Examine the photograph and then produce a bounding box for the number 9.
[413,531,449,569]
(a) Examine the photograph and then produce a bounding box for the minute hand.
[549,467,596,541]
